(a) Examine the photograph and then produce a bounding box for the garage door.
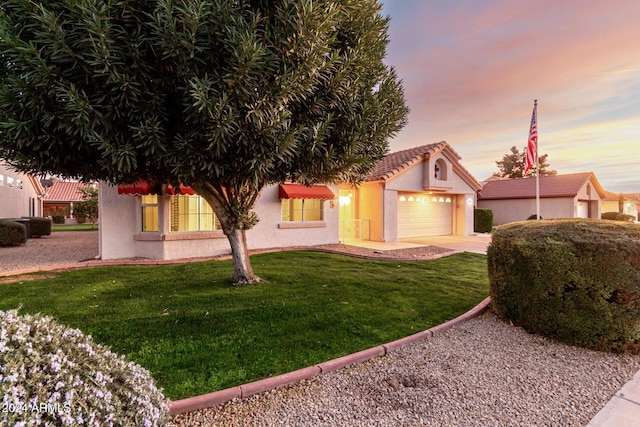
[398,193,452,238]
[577,201,589,218]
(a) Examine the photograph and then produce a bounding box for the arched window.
[434,159,448,180]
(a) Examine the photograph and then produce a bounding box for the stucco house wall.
[98,183,339,261]
[0,162,43,218]
[478,197,574,225]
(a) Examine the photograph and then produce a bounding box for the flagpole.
[534,100,540,219]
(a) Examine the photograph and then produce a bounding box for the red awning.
[278,184,334,200]
[117,181,196,196]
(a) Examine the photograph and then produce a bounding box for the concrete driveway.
[400,234,492,254]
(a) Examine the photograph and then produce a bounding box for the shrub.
[602,212,635,222]
[526,214,542,220]
[51,215,66,224]
[0,309,169,426]
[474,208,493,233]
[22,216,52,237]
[488,219,640,354]
[0,220,27,246]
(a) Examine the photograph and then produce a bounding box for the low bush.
[51,215,66,224]
[0,309,169,426]
[602,212,636,222]
[474,208,493,233]
[526,214,542,220]
[0,220,27,246]
[22,216,52,237]
[488,219,640,353]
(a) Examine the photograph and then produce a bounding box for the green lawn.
[0,251,488,400]
[51,223,98,232]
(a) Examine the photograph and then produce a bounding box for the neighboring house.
[339,141,482,242]
[0,161,45,218]
[601,191,638,219]
[98,141,481,260]
[477,172,606,226]
[42,181,92,219]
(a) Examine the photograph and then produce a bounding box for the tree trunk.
[226,227,260,285]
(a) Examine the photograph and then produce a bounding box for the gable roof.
[478,172,607,200]
[365,141,482,191]
[43,181,91,202]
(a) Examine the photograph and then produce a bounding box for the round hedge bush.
[0,309,169,426]
[488,219,640,353]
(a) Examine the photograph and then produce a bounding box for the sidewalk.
[587,370,640,426]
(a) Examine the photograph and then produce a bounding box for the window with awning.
[279,184,332,222]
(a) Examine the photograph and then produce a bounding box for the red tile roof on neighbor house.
[43,181,92,202]
[478,172,607,200]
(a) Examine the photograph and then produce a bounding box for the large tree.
[493,146,557,179]
[0,0,408,283]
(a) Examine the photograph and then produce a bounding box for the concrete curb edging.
[168,296,492,416]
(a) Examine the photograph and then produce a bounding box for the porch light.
[339,196,352,206]
[467,198,473,205]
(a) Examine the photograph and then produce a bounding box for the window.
[7,176,14,188]
[141,195,159,232]
[0,175,4,186]
[281,199,323,222]
[170,195,220,231]
[17,179,23,190]
[434,159,447,180]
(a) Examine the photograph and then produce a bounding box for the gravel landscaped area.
[0,231,99,273]
[170,312,640,427]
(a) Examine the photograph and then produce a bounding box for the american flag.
[524,101,538,173]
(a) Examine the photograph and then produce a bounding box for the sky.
[379,0,640,193]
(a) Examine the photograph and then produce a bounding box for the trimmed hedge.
[52,215,66,224]
[474,208,493,233]
[22,216,52,237]
[488,219,640,353]
[602,211,636,222]
[0,220,27,246]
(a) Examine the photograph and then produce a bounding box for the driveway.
[400,234,492,254]
[0,231,99,273]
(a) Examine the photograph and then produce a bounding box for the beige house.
[0,161,45,218]
[477,172,606,226]
[601,191,638,219]
[339,142,482,242]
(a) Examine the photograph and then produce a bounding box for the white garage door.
[398,193,452,238]
[577,201,589,218]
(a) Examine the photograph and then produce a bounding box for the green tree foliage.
[493,146,557,178]
[0,0,409,283]
[74,185,99,229]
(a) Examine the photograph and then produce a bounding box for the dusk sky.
[379,0,640,193]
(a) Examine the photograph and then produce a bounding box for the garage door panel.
[398,194,452,238]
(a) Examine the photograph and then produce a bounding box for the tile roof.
[478,172,605,200]
[365,141,453,181]
[43,181,92,202]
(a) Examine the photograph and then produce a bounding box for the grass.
[51,223,98,232]
[0,251,488,400]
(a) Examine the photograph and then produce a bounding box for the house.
[477,172,606,226]
[601,191,638,219]
[42,181,93,220]
[98,182,340,260]
[0,161,45,218]
[97,141,481,260]
[338,142,482,242]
